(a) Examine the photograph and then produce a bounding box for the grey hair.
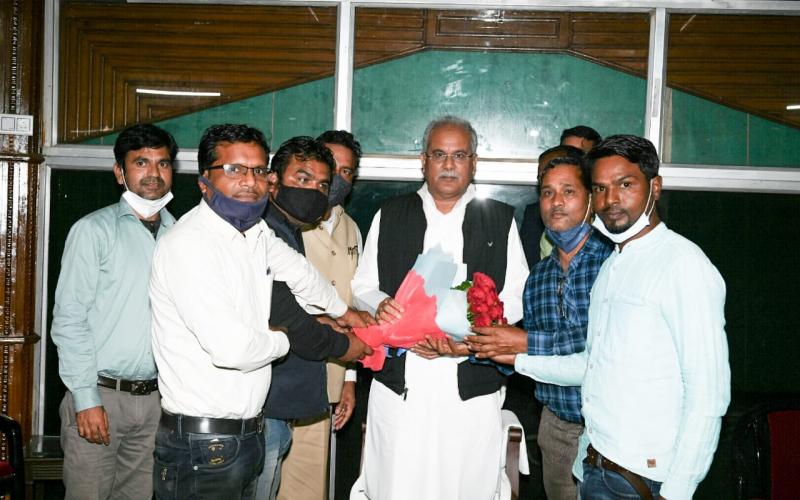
[421,116,478,154]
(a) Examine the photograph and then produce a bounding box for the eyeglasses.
[425,151,475,165]
[206,164,270,179]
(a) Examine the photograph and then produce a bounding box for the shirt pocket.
[607,293,676,379]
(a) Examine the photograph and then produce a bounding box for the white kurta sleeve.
[351,210,390,314]
[499,221,529,324]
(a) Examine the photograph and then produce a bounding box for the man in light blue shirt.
[51,124,178,500]
[484,135,730,499]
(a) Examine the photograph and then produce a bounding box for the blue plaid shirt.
[523,230,612,423]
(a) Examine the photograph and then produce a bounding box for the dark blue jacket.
[262,204,348,419]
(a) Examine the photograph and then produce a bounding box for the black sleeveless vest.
[375,192,514,400]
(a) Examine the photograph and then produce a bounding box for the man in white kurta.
[350,117,528,500]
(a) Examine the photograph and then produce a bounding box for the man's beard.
[600,210,634,234]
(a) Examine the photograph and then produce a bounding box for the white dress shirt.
[515,223,730,499]
[150,201,348,419]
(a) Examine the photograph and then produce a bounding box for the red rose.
[467,286,486,302]
[471,302,489,314]
[473,272,495,291]
[473,313,492,327]
[486,290,500,307]
[489,304,504,320]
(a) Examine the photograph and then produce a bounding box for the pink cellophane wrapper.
[353,247,457,370]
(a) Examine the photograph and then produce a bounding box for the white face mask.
[592,180,654,244]
[121,175,173,219]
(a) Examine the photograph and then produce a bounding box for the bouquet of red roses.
[454,272,508,328]
[353,247,506,370]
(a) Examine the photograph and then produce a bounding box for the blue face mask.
[198,176,268,232]
[545,223,591,254]
[544,199,592,253]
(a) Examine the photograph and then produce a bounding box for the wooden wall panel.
[58,5,800,144]
[0,0,44,443]
[425,10,572,50]
[59,4,340,142]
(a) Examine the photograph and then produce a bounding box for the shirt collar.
[615,221,667,253]
[417,183,476,213]
[320,205,342,235]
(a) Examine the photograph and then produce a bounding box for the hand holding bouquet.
[353,246,506,370]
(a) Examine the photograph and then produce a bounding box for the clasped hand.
[465,324,528,365]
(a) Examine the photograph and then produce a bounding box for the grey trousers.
[60,387,161,500]
[537,406,583,500]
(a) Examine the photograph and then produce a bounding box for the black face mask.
[273,185,329,226]
[328,174,353,208]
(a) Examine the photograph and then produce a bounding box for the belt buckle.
[130,381,152,395]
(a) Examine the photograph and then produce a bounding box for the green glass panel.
[748,114,800,167]
[272,78,334,147]
[352,51,646,157]
[671,90,748,165]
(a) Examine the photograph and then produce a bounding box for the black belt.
[159,410,264,436]
[97,375,158,395]
[584,444,654,500]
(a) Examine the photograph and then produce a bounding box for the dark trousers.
[153,423,265,499]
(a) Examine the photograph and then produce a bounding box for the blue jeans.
[581,460,662,499]
[255,418,293,500]
[153,423,265,499]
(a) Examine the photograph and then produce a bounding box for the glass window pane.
[666,14,800,167]
[352,9,649,159]
[58,2,337,149]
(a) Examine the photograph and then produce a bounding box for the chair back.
[734,399,800,500]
